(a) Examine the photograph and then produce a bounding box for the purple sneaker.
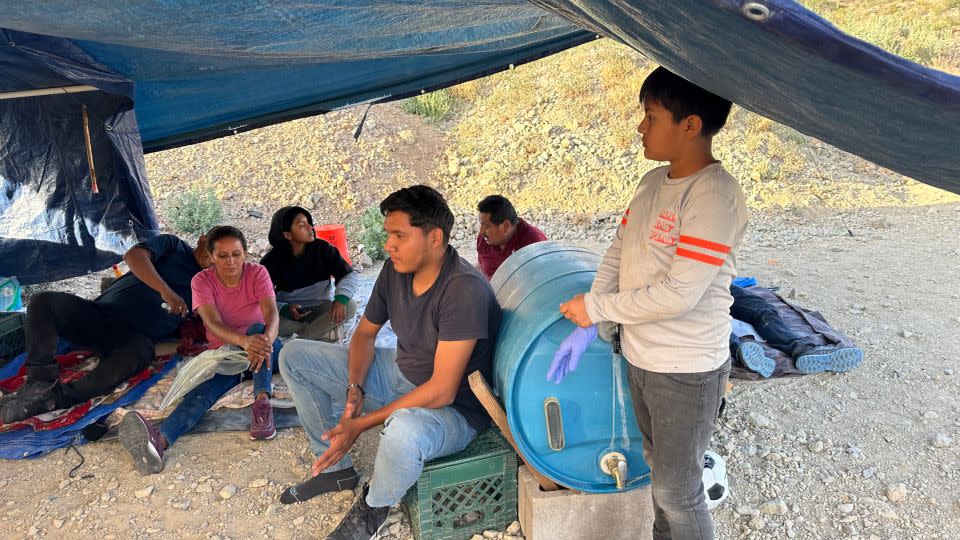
[119,411,165,475]
[250,397,276,440]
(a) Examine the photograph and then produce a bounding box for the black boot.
[0,379,62,424]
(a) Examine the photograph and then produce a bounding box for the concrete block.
[518,466,654,540]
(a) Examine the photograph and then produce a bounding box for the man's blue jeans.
[279,339,477,508]
[729,285,818,358]
[159,323,281,445]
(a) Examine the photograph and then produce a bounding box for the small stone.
[482,531,499,539]
[898,330,914,338]
[53,519,65,529]
[747,412,771,428]
[930,433,953,448]
[219,485,237,500]
[28,525,38,536]
[748,515,766,530]
[885,483,908,502]
[839,503,854,514]
[58,479,71,489]
[264,504,279,516]
[293,516,305,526]
[196,482,213,493]
[759,498,788,515]
[171,499,191,511]
[862,467,876,479]
[248,478,268,488]
[808,440,825,453]
[333,490,355,503]
[134,486,155,499]
[920,411,939,420]
[359,254,373,268]
[736,505,756,515]
[398,130,415,143]
[471,536,484,540]
[247,209,264,219]
[389,523,402,535]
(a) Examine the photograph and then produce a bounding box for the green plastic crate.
[402,428,518,540]
[0,312,25,366]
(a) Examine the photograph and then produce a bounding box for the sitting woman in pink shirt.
[119,226,281,475]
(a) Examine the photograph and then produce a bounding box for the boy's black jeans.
[628,359,730,540]
[25,292,154,407]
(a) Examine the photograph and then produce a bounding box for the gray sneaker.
[796,346,864,374]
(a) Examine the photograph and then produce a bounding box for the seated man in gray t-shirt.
[277,185,502,540]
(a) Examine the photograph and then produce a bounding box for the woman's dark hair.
[477,195,518,225]
[206,225,248,253]
[379,185,454,244]
[268,206,314,250]
[639,67,732,137]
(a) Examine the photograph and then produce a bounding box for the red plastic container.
[314,224,352,265]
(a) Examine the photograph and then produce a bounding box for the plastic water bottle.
[0,277,20,311]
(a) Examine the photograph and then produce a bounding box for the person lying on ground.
[475,194,547,280]
[551,67,745,540]
[0,234,211,424]
[729,284,863,378]
[118,225,281,475]
[260,206,359,342]
[278,185,501,540]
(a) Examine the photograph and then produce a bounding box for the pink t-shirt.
[191,262,275,348]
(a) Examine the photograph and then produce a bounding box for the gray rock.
[808,440,826,453]
[838,503,854,514]
[748,515,766,530]
[219,484,237,500]
[898,330,914,338]
[759,498,788,515]
[247,209,264,219]
[885,483,908,502]
[747,412,771,428]
[930,433,953,448]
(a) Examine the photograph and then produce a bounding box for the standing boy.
[549,67,748,539]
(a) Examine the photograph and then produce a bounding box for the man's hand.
[242,334,273,372]
[328,302,347,325]
[560,294,594,328]
[161,289,189,316]
[312,418,363,476]
[288,304,312,321]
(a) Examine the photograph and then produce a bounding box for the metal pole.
[0,85,99,101]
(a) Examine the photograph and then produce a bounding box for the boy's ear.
[282,231,294,241]
[684,114,704,139]
[430,227,444,248]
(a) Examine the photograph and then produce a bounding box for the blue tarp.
[1,1,958,283]
[0,346,178,459]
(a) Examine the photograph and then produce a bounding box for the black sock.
[279,466,359,504]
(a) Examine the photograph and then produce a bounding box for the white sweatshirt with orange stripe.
[584,162,749,373]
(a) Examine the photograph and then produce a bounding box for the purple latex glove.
[547,325,598,384]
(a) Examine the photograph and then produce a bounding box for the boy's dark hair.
[379,185,455,244]
[206,225,248,253]
[477,195,519,226]
[639,67,732,137]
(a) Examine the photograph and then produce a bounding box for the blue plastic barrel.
[491,241,650,493]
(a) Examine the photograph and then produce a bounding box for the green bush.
[401,89,455,121]
[350,206,388,261]
[165,187,225,237]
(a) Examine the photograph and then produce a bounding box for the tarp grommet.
[741,2,771,22]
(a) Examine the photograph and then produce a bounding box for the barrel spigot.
[600,451,628,490]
